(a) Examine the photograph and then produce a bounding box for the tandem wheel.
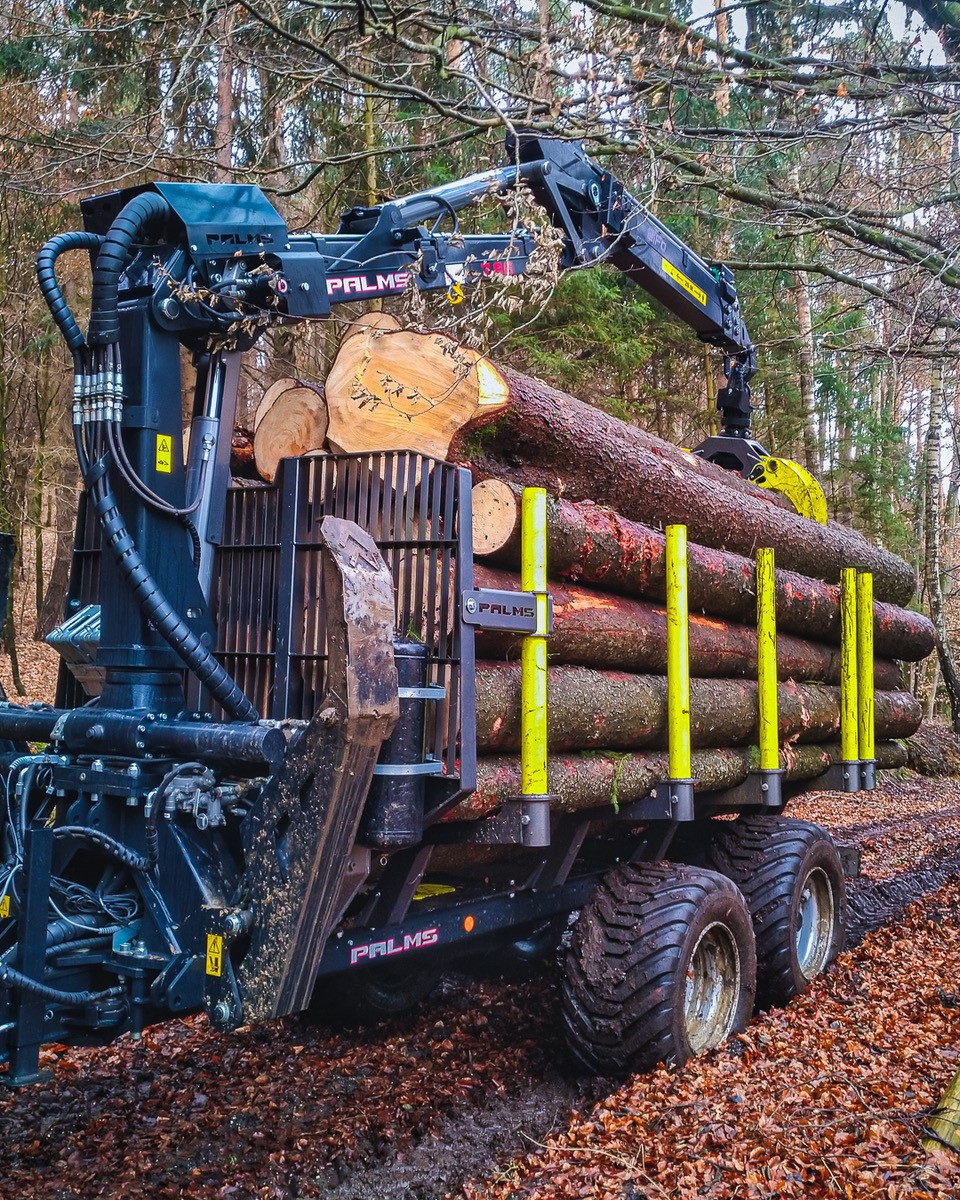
[707,815,846,1009]
[561,861,757,1077]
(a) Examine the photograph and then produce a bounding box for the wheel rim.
[796,866,835,979]
[683,921,741,1054]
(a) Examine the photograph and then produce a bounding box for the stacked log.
[255,326,930,821]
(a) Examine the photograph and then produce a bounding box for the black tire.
[707,815,846,1009]
[561,862,757,1077]
[308,959,442,1025]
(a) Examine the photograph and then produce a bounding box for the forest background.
[1,0,959,714]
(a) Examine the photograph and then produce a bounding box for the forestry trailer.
[0,136,862,1084]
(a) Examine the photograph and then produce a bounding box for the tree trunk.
[456,364,915,604]
[34,517,73,639]
[473,565,903,689]
[472,480,934,661]
[474,662,921,753]
[323,329,916,603]
[923,342,960,726]
[447,739,908,821]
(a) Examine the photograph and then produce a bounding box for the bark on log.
[457,372,914,606]
[474,565,903,689]
[474,662,922,753]
[252,381,328,482]
[472,480,934,662]
[323,330,915,603]
[447,740,908,821]
[230,426,260,480]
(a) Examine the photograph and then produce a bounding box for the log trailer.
[0,136,869,1084]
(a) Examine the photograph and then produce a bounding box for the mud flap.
[212,516,398,1027]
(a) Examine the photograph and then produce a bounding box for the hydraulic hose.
[36,231,103,357]
[53,826,151,873]
[0,962,124,1007]
[85,459,259,721]
[88,191,171,346]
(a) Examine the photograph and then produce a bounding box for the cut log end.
[325,328,509,460]
[472,478,522,556]
[253,386,328,482]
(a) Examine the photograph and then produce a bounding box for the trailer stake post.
[840,567,862,792]
[656,524,694,819]
[755,546,783,808]
[517,487,552,846]
[857,571,876,790]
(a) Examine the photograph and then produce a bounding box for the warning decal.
[0,895,9,918]
[205,933,223,977]
[661,258,707,307]
[156,434,173,474]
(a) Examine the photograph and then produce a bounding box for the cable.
[144,762,205,869]
[88,192,171,346]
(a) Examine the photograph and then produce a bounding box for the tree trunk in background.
[924,341,960,726]
[793,270,820,472]
[214,6,235,182]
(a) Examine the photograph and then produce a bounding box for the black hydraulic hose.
[84,458,259,722]
[46,935,113,959]
[44,915,119,948]
[53,826,151,873]
[36,231,103,356]
[88,191,171,346]
[0,962,124,1007]
[144,762,204,870]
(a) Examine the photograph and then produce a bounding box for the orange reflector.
[463,915,475,933]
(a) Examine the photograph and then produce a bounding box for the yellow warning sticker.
[661,258,707,307]
[155,434,173,474]
[413,883,457,900]
[205,933,223,977]
[0,895,9,918]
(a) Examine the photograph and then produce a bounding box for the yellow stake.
[857,572,875,764]
[665,525,692,780]
[520,488,548,797]
[756,548,779,772]
[840,567,859,765]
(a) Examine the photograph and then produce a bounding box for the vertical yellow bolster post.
[839,566,862,791]
[857,571,876,790]
[756,548,781,773]
[519,487,551,846]
[665,525,693,784]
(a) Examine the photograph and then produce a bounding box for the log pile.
[247,326,931,821]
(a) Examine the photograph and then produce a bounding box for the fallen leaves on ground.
[1,779,960,1199]
[461,784,960,1200]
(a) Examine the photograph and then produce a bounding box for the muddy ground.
[1,777,960,1199]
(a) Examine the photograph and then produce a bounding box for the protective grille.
[206,451,474,799]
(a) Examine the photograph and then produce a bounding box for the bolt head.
[212,1000,233,1024]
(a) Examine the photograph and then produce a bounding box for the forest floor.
[1,775,960,1199]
